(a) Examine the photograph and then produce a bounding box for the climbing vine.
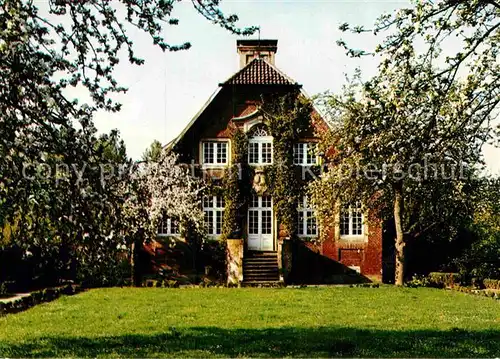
[232,128,248,165]
[221,128,249,240]
[216,93,314,241]
[262,93,313,238]
[221,165,240,240]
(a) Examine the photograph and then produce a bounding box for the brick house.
[155,40,382,285]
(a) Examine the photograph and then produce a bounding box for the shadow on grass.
[1,326,499,357]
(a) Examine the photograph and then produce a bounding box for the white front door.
[248,195,273,251]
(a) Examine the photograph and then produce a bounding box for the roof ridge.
[220,58,300,86]
[260,58,298,86]
[219,57,259,85]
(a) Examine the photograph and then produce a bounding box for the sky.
[36,0,499,174]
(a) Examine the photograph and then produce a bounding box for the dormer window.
[202,141,228,166]
[293,142,318,165]
[248,125,273,165]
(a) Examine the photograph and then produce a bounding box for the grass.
[0,286,499,357]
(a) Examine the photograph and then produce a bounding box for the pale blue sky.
[37,0,499,174]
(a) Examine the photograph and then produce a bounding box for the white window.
[297,196,318,237]
[203,196,225,236]
[248,196,273,236]
[248,125,273,165]
[157,217,180,236]
[293,142,318,165]
[202,141,228,165]
[340,201,364,237]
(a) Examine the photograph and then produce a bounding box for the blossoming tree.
[124,145,205,285]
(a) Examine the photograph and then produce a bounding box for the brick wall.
[322,210,383,282]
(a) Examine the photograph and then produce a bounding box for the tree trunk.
[130,240,135,287]
[131,233,143,287]
[393,182,405,286]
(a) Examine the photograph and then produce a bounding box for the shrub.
[62,284,77,295]
[471,277,483,289]
[484,279,500,290]
[454,285,472,293]
[428,272,459,288]
[200,240,227,281]
[0,282,7,297]
[453,199,500,283]
[406,274,431,288]
[79,256,132,288]
[43,288,57,301]
[164,280,179,288]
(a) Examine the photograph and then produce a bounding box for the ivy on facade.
[214,93,315,241]
[262,93,313,238]
[221,128,248,240]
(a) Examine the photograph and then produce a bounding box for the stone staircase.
[243,251,280,284]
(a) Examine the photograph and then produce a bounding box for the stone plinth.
[227,239,244,285]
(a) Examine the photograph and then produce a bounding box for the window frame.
[157,217,180,237]
[297,196,318,237]
[248,195,273,236]
[203,195,225,237]
[201,140,229,167]
[248,136,273,165]
[293,142,318,166]
[339,202,365,239]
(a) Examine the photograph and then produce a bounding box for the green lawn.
[0,286,498,357]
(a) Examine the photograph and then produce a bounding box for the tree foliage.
[453,178,500,281]
[123,145,205,285]
[139,149,205,234]
[0,125,132,288]
[338,0,499,141]
[310,70,487,285]
[142,140,163,163]
[312,0,499,285]
[0,0,254,287]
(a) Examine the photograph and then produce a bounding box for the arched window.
[248,123,270,137]
[248,124,273,165]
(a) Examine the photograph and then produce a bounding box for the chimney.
[236,39,278,68]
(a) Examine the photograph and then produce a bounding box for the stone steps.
[243,251,279,283]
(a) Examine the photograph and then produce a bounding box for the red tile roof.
[221,58,299,86]
[237,104,258,117]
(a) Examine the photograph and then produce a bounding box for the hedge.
[453,285,500,299]
[428,272,459,288]
[0,284,81,316]
[483,278,500,290]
